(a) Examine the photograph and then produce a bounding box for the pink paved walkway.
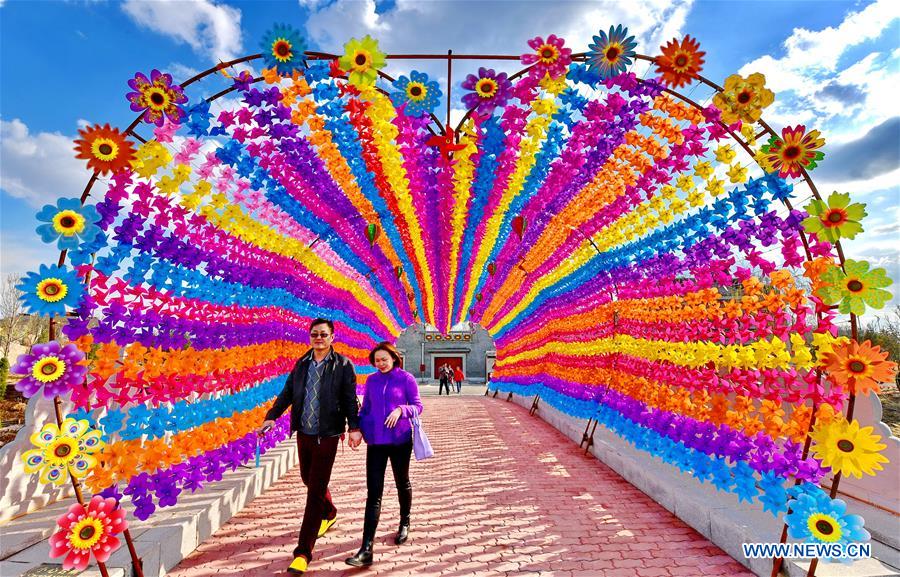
[168,396,753,576]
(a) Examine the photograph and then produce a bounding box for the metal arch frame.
[50,47,864,577]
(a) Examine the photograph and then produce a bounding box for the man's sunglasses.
[310,332,332,338]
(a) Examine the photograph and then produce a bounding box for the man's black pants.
[293,434,339,560]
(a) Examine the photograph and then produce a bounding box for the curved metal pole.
[57,47,856,577]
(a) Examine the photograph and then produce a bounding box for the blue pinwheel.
[18,264,85,316]
[786,488,870,562]
[36,198,101,251]
[390,71,442,118]
[260,24,307,76]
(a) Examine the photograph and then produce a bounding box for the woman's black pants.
[362,441,413,544]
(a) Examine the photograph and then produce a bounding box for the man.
[438,363,451,396]
[259,318,363,574]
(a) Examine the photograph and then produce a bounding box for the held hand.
[257,420,275,436]
[348,430,363,450]
[384,407,403,429]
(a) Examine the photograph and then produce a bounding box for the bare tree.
[21,314,50,347]
[0,274,25,359]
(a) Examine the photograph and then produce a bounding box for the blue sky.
[1,0,898,318]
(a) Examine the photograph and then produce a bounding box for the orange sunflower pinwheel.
[823,339,898,395]
[74,123,136,175]
[655,35,705,88]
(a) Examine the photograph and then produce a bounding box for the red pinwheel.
[426,127,466,161]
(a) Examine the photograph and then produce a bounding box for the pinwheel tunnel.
[7,27,897,576]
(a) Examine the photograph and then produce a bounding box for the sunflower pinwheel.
[655,35,705,88]
[761,125,825,179]
[260,23,307,76]
[338,35,385,88]
[22,418,104,485]
[16,264,85,316]
[586,25,637,79]
[823,339,898,395]
[126,69,188,126]
[35,198,101,251]
[810,417,888,479]
[49,495,127,571]
[815,259,893,315]
[390,70,442,118]
[74,123,135,175]
[461,67,512,116]
[11,341,88,399]
[802,191,866,243]
[712,72,774,124]
[521,34,572,80]
[786,489,869,561]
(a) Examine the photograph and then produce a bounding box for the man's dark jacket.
[265,348,360,437]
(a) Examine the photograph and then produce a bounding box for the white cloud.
[735,0,900,292]
[121,0,243,63]
[740,0,899,89]
[305,0,692,52]
[0,119,93,209]
[298,0,331,9]
[302,0,692,83]
[739,0,900,137]
[166,62,203,83]
[815,167,900,197]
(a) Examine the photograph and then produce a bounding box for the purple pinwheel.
[11,341,88,399]
[461,68,512,117]
[126,69,188,126]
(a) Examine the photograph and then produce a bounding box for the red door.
[433,357,463,379]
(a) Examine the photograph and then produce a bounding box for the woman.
[346,342,423,567]
[453,366,464,394]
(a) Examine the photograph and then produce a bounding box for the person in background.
[346,341,423,567]
[438,363,452,395]
[453,365,464,394]
[258,318,362,575]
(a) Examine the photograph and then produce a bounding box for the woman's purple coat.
[359,367,423,445]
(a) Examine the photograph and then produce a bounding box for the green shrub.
[0,357,8,400]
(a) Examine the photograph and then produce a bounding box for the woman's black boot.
[344,540,373,567]
[394,522,409,545]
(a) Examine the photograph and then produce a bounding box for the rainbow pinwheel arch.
[11,24,895,575]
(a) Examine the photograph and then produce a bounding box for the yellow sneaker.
[318,516,338,537]
[287,556,308,574]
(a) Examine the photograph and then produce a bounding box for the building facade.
[394,322,495,383]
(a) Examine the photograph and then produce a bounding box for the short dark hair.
[309,318,334,333]
[369,341,402,368]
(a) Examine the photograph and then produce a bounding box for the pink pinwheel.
[521,34,572,80]
[49,496,127,570]
[153,118,179,143]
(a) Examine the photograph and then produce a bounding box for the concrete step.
[0,438,299,577]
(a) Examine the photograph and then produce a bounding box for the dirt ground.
[0,398,27,446]
[877,384,900,438]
